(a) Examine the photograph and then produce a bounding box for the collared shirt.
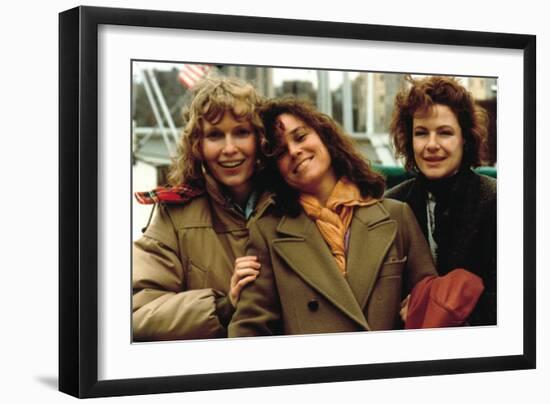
[426,191,438,262]
[204,172,260,221]
[228,189,259,220]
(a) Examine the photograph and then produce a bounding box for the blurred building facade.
[352,73,406,134]
[132,63,497,171]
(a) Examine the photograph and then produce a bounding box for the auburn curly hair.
[389,75,489,171]
[167,75,266,188]
[260,98,385,215]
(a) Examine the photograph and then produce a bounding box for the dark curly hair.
[389,75,489,172]
[261,98,385,216]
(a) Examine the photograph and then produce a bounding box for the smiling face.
[412,104,465,180]
[275,113,337,203]
[201,111,257,202]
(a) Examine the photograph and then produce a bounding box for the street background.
[131,64,497,236]
[0,0,546,403]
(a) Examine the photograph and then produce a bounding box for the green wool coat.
[229,198,437,337]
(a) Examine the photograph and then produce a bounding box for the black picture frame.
[59,5,536,399]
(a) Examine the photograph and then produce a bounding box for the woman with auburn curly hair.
[132,76,271,341]
[386,75,496,326]
[228,98,438,337]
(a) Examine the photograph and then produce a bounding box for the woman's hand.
[400,294,411,323]
[229,256,261,307]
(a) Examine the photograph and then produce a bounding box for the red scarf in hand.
[405,268,484,329]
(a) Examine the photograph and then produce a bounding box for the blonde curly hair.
[167,75,266,187]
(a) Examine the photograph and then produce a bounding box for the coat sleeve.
[473,189,497,325]
[228,219,283,337]
[132,205,231,341]
[400,203,438,289]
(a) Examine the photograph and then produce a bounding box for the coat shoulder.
[162,195,212,228]
[384,178,416,201]
[140,196,212,246]
[353,198,410,228]
[379,197,407,213]
[377,198,413,223]
[476,173,496,203]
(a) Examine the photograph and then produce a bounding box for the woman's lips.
[218,159,245,168]
[293,157,312,174]
[423,156,445,163]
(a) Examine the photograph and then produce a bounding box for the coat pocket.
[373,260,404,301]
[366,258,406,330]
[186,260,208,289]
[378,256,407,278]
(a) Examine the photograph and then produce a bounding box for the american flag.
[178,64,212,89]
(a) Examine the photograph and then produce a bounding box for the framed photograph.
[59,5,536,398]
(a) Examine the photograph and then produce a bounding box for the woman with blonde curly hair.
[132,76,270,341]
[386,75,496,326]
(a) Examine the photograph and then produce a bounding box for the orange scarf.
[299,178,377,275]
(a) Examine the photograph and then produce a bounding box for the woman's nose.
[426,133,439,150]
[287,141,301,157]
[222,135,238,154]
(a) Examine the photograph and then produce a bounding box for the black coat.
[385,169,497,326]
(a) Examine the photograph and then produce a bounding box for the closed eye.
[413,129,428,136]
[204,130,224,140]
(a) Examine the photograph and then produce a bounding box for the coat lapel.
[345,202,397,310]
[272,213,370,330]
[404,179,429,241]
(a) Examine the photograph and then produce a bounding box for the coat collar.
[272,201,396,330]
[401,179,429,240]
[253,191,275,220]
[204,173,271,232]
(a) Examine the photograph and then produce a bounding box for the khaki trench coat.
[228,198,437,336]
[132,178,269,341]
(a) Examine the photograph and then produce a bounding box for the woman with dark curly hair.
[132,76,270,341]
[228,98,439,337]
[386,75,496,326]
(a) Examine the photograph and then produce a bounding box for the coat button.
[307,299,319,312]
